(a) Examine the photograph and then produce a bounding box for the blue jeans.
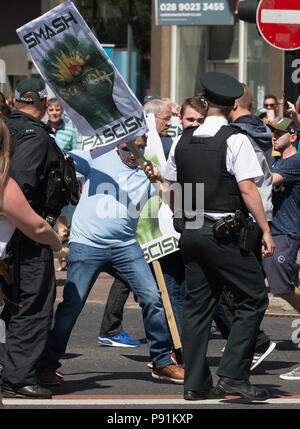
[100,253,185,341]
[40,242,173,370]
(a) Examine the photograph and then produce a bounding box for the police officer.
[174,72,275,401]
[0,78,64,399]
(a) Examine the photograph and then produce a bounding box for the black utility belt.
[174,210,254,253]
[173,212,219,232]
[210,211,254,254]
[174,213,237,229]
[206,211,250,238]
[173,212,218,233]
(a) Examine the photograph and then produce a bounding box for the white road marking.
[3,397,300,406]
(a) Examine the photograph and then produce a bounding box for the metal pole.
[127,0,133,88]
[170,25,177,102]
[92,0,97,35]
[238,20,247,83]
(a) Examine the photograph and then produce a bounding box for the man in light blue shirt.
[38,135,184,385]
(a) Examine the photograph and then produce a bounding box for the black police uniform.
[1,110,61,387]
[176,73,269,394]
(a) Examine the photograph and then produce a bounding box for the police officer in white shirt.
[167,72,275,402]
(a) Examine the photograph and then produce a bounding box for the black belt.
[203,217,217,227]
[183,216,216,227]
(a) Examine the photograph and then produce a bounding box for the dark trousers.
[181,226,268,392]
[219,222,271,350]
[100,251,231,340]
[99,278,131,337]
[0,240,56,386]
[219,286,270,349]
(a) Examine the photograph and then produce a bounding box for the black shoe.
[184,388,225,401]
[184,390,207,401]
[216,377,270,401]
[1,383,52,399]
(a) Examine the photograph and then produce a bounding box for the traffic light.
[237,0,259,23]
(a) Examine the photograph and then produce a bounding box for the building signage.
[155,0,234,25]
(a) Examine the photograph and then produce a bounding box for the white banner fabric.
[17,0,147,154]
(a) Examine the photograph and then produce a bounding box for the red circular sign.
[257,0,300,50]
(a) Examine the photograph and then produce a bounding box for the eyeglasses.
[119,145,145,154]
[264,103,276,108]
[156,116,172,123]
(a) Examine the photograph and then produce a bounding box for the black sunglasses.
[119,145,145,154]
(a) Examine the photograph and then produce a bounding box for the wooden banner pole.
[152,259,183,353]
[127,140,183,360]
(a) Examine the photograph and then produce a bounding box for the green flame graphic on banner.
[42,34,123,129]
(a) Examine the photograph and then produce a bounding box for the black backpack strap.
[178,125,199,146]
[175,126,199,158]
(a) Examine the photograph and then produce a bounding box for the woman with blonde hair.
[0,118,61,406]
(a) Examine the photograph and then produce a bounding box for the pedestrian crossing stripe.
[3,395,300,406]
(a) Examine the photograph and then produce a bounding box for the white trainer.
[280,366,300,380]
[250,341,276,371]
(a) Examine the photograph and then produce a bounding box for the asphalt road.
[2,261,300,416]
[3,300,300,412]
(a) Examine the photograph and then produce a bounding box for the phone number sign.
[155,0,234,25]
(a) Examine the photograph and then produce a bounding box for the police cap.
[200,72,244,106]
[15,78,47,103]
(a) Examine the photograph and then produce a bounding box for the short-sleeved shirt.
[164,117,263,184]
[271,153,300,240]
[68,149,156,248]
[164,116,263,219]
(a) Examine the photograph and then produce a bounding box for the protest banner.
[132,114,183,356]
[135,113,181,263]
[16,0,147,155]
[168,115,183,139]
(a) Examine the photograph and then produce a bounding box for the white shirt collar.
[193,116,228,137]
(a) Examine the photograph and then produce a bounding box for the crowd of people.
[0,72,299,404]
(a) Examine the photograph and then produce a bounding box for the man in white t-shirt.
[164,97,206,185]
[167,72,275,402]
